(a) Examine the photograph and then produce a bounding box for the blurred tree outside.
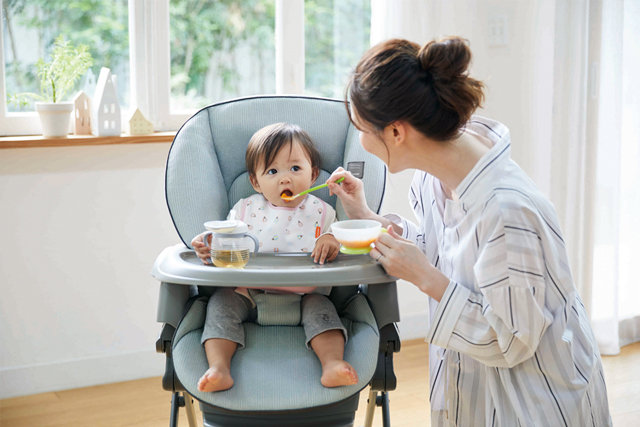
[305,0,370,99]
[169,0,275,110]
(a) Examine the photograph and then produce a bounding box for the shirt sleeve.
[427,198,554,368]
[383,171,438,264]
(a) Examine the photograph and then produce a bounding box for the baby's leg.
[198,338,237,392]
[302,294,358,387]
[309,329,359,388]
[198,288,252,392]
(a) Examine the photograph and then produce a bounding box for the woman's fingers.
[327,168,353,196]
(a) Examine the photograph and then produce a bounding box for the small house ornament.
[81,69,97,99]
[73,91,92,135]
[92,67,121,136]
[128,108,154,135]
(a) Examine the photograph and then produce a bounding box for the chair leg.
[363,389,377,427]
[170,392,181,427]
[379,391,391,427]
[184,392,198,427]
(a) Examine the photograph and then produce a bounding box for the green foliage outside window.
[3,0,128,111]
[169,0,275,109]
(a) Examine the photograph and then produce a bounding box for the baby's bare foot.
[321,360,358,388]
[197,367,234,392]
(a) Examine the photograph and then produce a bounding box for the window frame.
[0,0,330,136]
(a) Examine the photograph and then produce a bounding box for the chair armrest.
[360,281,401,328]
[156,323,176,355]
[157,282,198,328]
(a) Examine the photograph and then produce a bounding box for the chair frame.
[153,95,401,427]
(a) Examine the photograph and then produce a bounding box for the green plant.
[9,35,93,106]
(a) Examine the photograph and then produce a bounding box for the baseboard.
[0,350,165,399]
[396,312,429,341]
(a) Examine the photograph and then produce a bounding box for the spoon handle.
[299,176,344,196]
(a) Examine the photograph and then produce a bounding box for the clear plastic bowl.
[331,220,383,254]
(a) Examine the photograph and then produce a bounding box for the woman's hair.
[245,122,321,178]
[346,36,485,141]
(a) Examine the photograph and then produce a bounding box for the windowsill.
[0,132,175,149]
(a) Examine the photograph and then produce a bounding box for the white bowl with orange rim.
[331,219,386,254]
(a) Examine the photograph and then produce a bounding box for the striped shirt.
[393,117,611,426]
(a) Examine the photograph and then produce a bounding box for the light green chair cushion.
[172,293,379,411]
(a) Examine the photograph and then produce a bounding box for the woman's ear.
[389,121,407,147]
[249,174,262,193]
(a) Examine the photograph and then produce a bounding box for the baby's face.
[251,140,316,208]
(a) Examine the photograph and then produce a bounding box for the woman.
[328,37,611,426]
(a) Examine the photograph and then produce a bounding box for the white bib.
[233,194,335,253]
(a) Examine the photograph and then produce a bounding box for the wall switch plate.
[488,14,509,47]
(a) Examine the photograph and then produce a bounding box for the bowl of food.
[331,219,384,254]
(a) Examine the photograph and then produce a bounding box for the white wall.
[0,143,176,398]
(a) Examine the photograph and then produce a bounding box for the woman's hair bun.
[347,35,484,141]
[418,37,472,81]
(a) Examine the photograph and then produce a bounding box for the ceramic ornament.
[81,69,97,99]
[128,108,154,135]
[92,67,121,136]
[73,91,92,135]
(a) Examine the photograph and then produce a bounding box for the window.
[169,0,276,112]
[1,0,129,135]
[305,0,370,98]
[1,0,371,136]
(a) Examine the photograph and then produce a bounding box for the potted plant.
[10,35,93,137]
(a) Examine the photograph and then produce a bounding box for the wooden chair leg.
[364,389,377,427]
[184,392,198,427]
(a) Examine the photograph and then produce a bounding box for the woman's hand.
[326,167,374,220]
[312,233,341,264]
[191,232,212,265]
[370,226,449,301]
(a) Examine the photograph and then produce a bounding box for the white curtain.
[552,0,640,355]
[370,0,640,354]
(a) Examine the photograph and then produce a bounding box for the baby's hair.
[246,122,321,179]
[346,36,485,142]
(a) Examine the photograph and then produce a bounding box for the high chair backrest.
[166,95,387,247]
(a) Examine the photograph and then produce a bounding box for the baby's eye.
[266,168,277,175]
[291,165,301,172]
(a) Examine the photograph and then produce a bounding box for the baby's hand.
[191,232,211,265]
[312,234,341,264]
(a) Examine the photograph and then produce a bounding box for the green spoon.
[281,176,345,201]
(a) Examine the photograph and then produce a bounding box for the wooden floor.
[1,340,638,427]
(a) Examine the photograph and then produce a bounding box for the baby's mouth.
[281,189,293,198]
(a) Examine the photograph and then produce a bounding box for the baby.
[192,122,358,392]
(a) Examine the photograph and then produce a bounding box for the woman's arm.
[370,227,449,301]
[428,202,553,368]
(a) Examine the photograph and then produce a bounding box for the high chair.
[152,95,401,427]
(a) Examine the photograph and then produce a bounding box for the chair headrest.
[165,95,387,247]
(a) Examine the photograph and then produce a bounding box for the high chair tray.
[152,244,393,287]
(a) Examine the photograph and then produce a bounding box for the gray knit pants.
[201,287,347,349]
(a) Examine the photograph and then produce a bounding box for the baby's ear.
[249,174,261,193]
[312,167,320,183]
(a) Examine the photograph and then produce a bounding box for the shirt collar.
[455,116,512,205]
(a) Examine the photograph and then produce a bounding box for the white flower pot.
[35,102,74,138]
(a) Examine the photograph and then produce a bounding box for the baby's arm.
[191,232,211,265]
[311,233,341,264]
